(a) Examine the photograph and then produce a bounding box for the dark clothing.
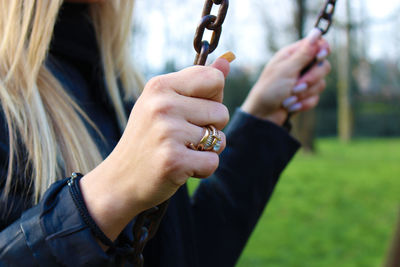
[0,3,300,267]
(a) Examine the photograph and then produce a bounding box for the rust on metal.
[194,0,229,65]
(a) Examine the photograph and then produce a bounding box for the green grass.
[187,138,400,267]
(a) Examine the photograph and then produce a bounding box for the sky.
[133,0,400,73]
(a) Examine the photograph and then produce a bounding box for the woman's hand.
[241,28,332,126]
[80,57,232,241]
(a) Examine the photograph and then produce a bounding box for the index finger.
[163,57,231,103]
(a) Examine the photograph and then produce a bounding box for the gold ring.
[188,125,222,152]
[197,127,211,151]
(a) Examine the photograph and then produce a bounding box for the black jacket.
[0,3,300,267]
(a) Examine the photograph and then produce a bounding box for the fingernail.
[288,103,302,112]
[293,83,308,93]
[219,51,236,63]
[317,49,328,61]
[307,28,322,44]
[318,61,324,67]
[283,96,298,108]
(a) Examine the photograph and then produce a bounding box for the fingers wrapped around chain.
[178,95,229,130]
[293,59,331,95]
[296,79,326,100]
[281,58,330,113]
[283,79,327,113]
[299,95,320,111]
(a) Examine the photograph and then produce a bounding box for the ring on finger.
[188,125,222,152]
[207,125,222,152]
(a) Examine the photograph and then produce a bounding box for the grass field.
[188,138,400,267]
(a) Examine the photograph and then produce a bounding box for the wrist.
[263,110,287,126]
[241,87,288,127]
[80,161,143,241]
[241,99,287,126]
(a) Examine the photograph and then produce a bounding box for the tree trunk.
[384,209,400,267]
[337,0,353,142]
[291,0,317,152]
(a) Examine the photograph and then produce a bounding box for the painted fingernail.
[318,61,324,67]
[288,103,303,112]
[293,83,308,93]
[283,96,298,108]
[316,49,328,61]
[219,51,236,63]
[307,28,322,44]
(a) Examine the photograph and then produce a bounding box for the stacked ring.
[188,125,222,152]
[207,125,222,152]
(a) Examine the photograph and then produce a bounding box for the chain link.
[130,201,169,267]
[315,0,337,35]
[298,0,337,75]
[193,0,229,65]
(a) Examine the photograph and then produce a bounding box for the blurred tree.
[384,209,400,267]
[223,68,255,118]
[337,0,353,142]
[291,0,318,152]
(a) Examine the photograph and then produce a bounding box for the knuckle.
[155,119,176,141]
[205,153,219,174]
[146,75,168,94]
[325,61,332,74]
[312,95,320,105]
[308,71,318,83]
[205,103,230,128]
[320,79,327,91]
[204,67,225,90]
[305,73,317,86]
[215,70,226,89]
[149,97,175,118]
[160,142,183,174]
[216,104,230,126]
[304,45,316,60]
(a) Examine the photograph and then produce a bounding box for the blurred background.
[133,0,400,266]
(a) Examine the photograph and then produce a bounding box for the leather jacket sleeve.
[0,178,113,266]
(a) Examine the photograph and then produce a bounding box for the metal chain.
[130,201,169,266]
[299,0,338,77]
[315,0,337,35]
[128,1,230,265]
[193,0,229,65]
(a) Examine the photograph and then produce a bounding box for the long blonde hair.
[0,0,143,203]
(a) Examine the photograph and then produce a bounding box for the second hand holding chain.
[283,0,338,131]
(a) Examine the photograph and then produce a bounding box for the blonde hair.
[0,0,143,203]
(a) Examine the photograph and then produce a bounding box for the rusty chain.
[130,201,169,266]
[315,0,337,35]
[298,0,338,78]
[194,0,229,65]
[128,1,230,266]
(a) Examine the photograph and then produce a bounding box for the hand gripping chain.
[129,1,230,266]
[284,0,338,131]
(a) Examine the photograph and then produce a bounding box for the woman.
[0,0,331,266]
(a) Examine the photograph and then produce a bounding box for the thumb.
[290,28,322,72]
[209,51,236,78]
